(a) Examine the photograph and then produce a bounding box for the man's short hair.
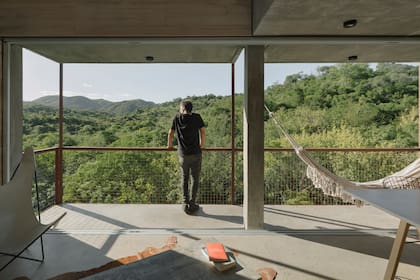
[180,100,193,113]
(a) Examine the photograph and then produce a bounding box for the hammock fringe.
[265,104,420,205]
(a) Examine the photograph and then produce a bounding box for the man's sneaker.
[182,203,192,214]
[188,202,200,213]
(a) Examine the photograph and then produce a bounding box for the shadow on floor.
[262,209,419,267]
[0,234,115,280]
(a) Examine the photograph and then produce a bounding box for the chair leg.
[0,252,43,272]
[383,220,410,280]
[0,254,20,272]
[40,235,45,261]
[0,237,45,271]
[0,252,44,262]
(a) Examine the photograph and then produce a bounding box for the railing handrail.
[263,147,420,152]
[34,146,59,154]
[34,146,420,154]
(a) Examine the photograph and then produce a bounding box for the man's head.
[179,100,193,114]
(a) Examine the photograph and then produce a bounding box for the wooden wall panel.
[0,0,251,37]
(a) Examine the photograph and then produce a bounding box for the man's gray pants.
[179,153,202,204]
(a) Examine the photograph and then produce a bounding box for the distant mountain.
[25,95,155,114]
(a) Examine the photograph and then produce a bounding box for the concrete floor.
[1,204,420,280]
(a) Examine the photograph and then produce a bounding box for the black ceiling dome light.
[348,55,358,61]
[145,56,154,62]
[343,19,358,28]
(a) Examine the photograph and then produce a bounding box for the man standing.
[167,100,206,214]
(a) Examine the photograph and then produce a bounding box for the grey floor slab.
[1,204,419,280]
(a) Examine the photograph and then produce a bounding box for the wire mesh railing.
[33,149,57,211]
[260,149,418,205]
[33,147,419,208]
[57,148,234,205]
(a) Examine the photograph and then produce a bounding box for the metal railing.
[33,146,419,209]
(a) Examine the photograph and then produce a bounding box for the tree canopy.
[24,63,419,207]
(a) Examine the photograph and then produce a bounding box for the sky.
[23,48,332,103]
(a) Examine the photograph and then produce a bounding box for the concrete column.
[0,40,3,184]
[418,65,420,240]
[418,64,420,159]
[243,45,265,229]
[2,43,23,182]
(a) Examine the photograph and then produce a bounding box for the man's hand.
[199,127,206,150]
[167,129,175,150]
[167,145,175,150]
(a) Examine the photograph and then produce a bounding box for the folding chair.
[0,147,66,271]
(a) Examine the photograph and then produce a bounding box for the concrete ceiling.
[16,0,420,63]
[255,0,420,62]
[254,0,420,36]
[23,43,243,63]
[264,41,420,63]
[21,38,420,64]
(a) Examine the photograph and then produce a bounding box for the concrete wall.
[0,0,251,37]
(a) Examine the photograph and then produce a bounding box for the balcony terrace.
[1,204,420,279]
[1,148,420,279]
[3,1,420,279]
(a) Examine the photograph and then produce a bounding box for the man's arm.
[167,129,175,149]
[199,127,206,149]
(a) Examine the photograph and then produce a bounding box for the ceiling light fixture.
[343,19,358,28]
[145,56,154,62]
[348,55,358,61]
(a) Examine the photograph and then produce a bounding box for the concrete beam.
[252,0,274,35]
[243,45,265,229]
[0,0,251,37]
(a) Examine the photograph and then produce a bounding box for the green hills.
[25,95,155,115]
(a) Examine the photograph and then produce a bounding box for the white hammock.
[265,105,420,204]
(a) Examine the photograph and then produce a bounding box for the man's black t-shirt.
[171,113,205,155]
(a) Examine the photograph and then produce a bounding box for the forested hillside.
[264,63,418,148]
[24,63,419,206]
[25,95,155,115]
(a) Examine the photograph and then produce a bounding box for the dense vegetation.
[24,63,419,207]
